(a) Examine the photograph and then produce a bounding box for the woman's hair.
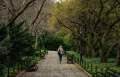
[59,45,62,48]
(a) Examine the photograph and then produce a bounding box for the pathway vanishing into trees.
[18,51,90,77]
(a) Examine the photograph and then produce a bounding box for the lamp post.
[7,55,10,77]
[79,24,86,64]
[7,26,11,77]
[79,31,83,64]
[42,34,45,50]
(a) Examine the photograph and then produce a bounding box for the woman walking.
[57,45,64,64]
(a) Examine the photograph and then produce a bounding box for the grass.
[66,51,120,73]
[0,49,48,77]
[84,58,120,72]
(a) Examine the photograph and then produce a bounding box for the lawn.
[66,51,120,73]
[84,58,120,73]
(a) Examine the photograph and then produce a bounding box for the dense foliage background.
[49,0,120,65]
[0,0,120,77]
[38,31,72,51]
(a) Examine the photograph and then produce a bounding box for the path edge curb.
[75,63,92,77]
[15,70,26,77]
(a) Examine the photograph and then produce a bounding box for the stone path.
[19,51,90,77]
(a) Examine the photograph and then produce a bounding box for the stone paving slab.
[18,51,90,77]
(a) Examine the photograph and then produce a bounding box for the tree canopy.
[49,0,120,65]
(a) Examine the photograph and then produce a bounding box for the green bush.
[39,33,72,51]
[0,22,36,77]
[66,51,120,74]
[66,51,80,62]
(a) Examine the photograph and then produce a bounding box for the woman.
[57,45,64,64]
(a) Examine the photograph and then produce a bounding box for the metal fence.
[0,49,48,77]
[67,55,120,77]
[80,60,120,77]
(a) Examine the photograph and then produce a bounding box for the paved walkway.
[19,51,90,77]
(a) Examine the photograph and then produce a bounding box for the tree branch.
[105,1,118,16]
[116,0,120,5]
[32,0,47,25]
[95,0,104,26]
[56,17,73,32]
[7,0,37,26]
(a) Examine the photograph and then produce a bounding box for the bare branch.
[32,0,47,25]
[7,0,37,26]
[105,1,118,16]
[95,0,104,26]
[116,0,120,5]
[56,17,73,32]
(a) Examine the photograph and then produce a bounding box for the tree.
[49,0,120,64]
[0,22,35,77]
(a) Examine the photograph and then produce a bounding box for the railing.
[0,60,33,77]
[79,60,120,77]
[66,53,120,77]
[0,49,48,77]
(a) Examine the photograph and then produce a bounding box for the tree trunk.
[99,49,108,63]
[100,52,108,63]
[35,35,38,49]
[101,57,107,63]
[116,50,120,66]
[91,49,96,57]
